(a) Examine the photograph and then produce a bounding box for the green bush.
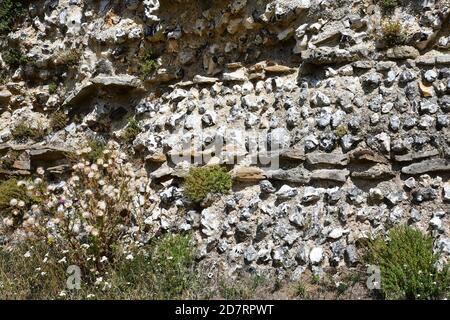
[3,48,30,69]
[366,225,450,300]
[86,139,106,162]
[11,120,46,142]
[381,21,405,47]
[139,51,159,80]
[122,118,140,143]
[0,0,27,33]
[48,83,58,95]
[184,165,232,203]
[0,178,41,218]
[49,111,68,131]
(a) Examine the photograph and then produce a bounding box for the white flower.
[82,211,91,219]
[97,201,106,210]
[58,257,67,264]
[87,171,95,179]
[3,218,14,227]
[100,256,108,263]
[91,228,99,237]
[96,159,104,165]
[37,167,45,175]
[17,180,26,187]
[125,254,134,260]
[91,164,99,171]
[85,189,93,196]
[96,210,104,217]
[9,198,18,207]
[94,277,103,285]
[59,291,67,297]
[98,179,105,186]
[86,294,95,299]
[23,251,31,258]
[34,178,43,185]
[17,200,25,208]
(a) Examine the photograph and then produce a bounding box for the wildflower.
[17,180,26,187]
[37,167,45,175]
[86,294,95,299]
[3,218,14,227]
[82,211,91,219]
[58,257,67,264]
[94,277,103,285]
[91,164,99,171]
[96,158,104,165]
[34,177,43,185]
[11,209,19,216]
[100,256,108,263]
[17,200,25,208]
[97,201,106,210]
[85,189,93,196]
[91,228,99,237]
[98,179,105,186]
[125,254,134,260]
[96,210,104,217]
[59,291,67,297]
[87,171,95,179]
[9,198,18,207]
[23,251,31,258]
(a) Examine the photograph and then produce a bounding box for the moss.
[0,0,27,33]
[139,50,159,80]
[11,120,46,142]
[335,125,349,138]
[49,111,68,131]
[3,48,30,70]
[366,225,450,300]
[184,165,233,203]
[381,21,406,47]
[122,118,140,144]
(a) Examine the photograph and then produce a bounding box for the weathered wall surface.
[1,0,450,282]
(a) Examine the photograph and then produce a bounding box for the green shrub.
[366,225,450,300]
[184,165,232,203]
[11,120,46,142]
[3,48,30,69]
[381,21,405,46]
[122,118,140,143]
[48,83,58,95]
[0,0,27,33]
[86,139,106,162]
[139,51,159,80]
[49,111,68,131]
[0,178,41,217]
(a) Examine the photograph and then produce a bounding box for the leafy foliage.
[0,0,27,33]
[11,120,46,142]
[366,225,450,300]
[0,178,42,220]
[139,50,159,80]
[122,118,140,143]
[379,0,400,9]
[55,49,81,67]
[48,83,58,95]
[184,165,232,203]
[3,48,30,69]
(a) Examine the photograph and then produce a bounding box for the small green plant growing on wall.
[55,48,82,67]
[11,120,46,142]
[379,0,400,9]
[139,50,160,80]
[0,0,27,33]
[122,117,141,143]
[49,111,68,131]
[184,165,233,203]
[366,225,450,300]
[381,21,406,47]
[3,48,30,70]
